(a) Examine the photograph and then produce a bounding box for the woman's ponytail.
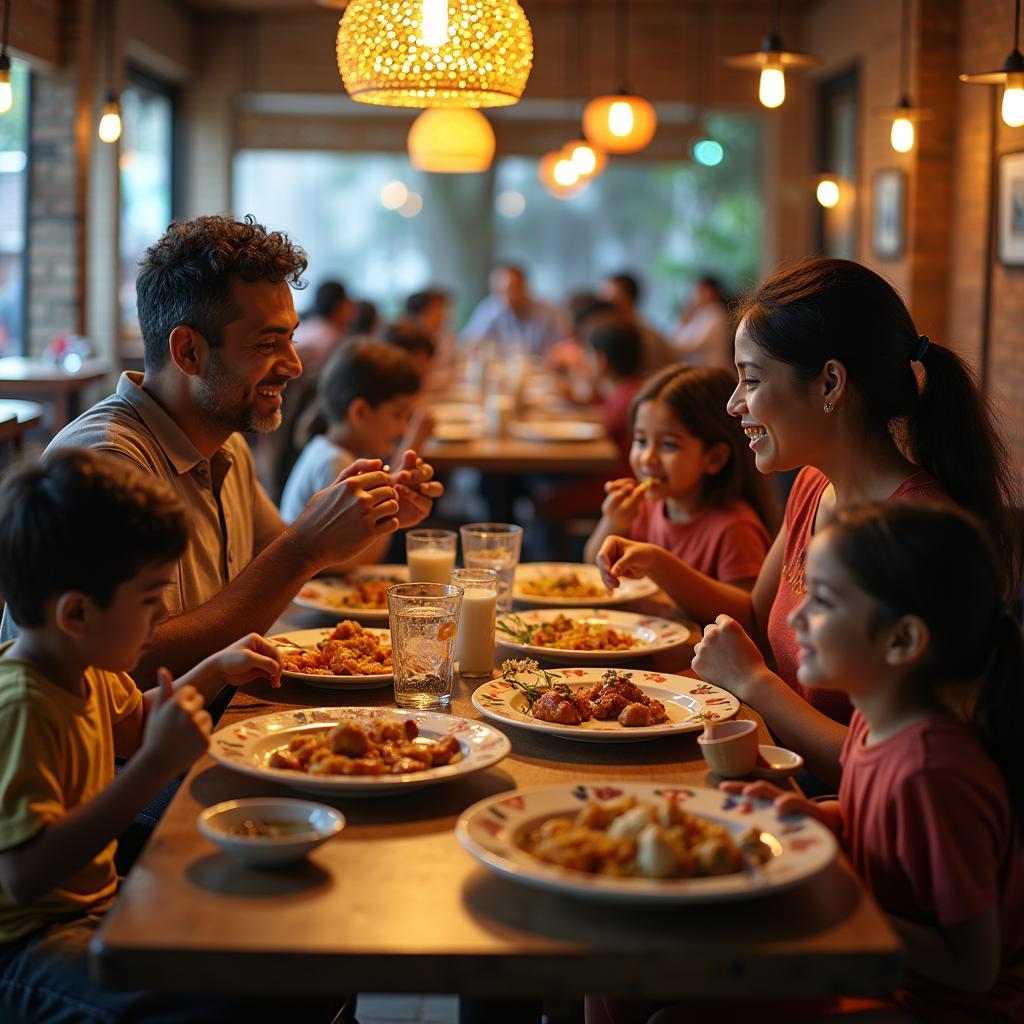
[910,343,1022,599]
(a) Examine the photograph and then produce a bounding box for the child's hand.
[140,669,212,782]
[719,780,815,818]
[601,478,644,530]
[596,536,660,590]
[390,450,444,528]
[691,614,768,699]
[214,633,282,690]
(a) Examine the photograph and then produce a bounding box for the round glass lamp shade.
[336,0,534,108]
[582,94,657,154]
[408,108,496,172]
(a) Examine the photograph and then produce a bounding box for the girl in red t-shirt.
[598,258,1019,787]
[584,364,776,589]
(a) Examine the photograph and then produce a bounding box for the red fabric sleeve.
[714,518,771,583]
[894,768,1003,926]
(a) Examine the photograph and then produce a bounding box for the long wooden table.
[91,603,902,1001]
[423,433,619,474]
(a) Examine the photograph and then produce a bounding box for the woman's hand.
[691,614,769,701]
[595,536,661,590]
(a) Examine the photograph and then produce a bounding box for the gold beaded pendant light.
[336,0,534,109]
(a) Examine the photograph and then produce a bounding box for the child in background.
[280,340,427,548]
[0,449,343,1021]
[384,321,437,381]
[585,365,775,590]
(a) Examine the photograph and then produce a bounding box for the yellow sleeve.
[101,670,143,724]
[0,697,65,851]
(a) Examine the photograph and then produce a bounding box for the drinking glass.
[450,568,497,679]
[460,523,523,612]
[406,529,457,584]
[386,583,464,710]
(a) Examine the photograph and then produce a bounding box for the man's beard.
[196,353,282,435]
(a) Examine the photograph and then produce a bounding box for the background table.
[92,602,902,1001]
[0,356,109,431]
[423,433,619,475]
[0,399,43,469]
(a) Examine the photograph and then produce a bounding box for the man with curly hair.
[1,216,442,688]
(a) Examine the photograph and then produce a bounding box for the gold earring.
[823,402,834,413]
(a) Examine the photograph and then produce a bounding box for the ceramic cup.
[696,719,759,778]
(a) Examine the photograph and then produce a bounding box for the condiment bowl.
[198,797,345,867]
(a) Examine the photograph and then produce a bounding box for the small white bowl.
[751,744,805,780]
[198,797,345,867]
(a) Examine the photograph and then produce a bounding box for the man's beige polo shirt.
[35,372,282,618]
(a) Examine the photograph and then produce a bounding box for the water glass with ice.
[386,583,464,710]
[459,523,523,612]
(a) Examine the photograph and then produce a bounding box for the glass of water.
[459,523,524,612]
[386,583,464,710]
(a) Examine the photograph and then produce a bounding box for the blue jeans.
[0,914,343,1023]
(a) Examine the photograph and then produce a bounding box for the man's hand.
[390,449,444,529]
[289,459,400,572]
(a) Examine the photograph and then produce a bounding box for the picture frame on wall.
[997,151,1024,267]
[872,169,904,261]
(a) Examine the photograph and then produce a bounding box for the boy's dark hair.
[384,322,436,360]
[586,316,643,379]
[348,300,379,336]
[319,340,422,424]
[0,449,189,628]
[137,214,308,373]
[404,289,447,318]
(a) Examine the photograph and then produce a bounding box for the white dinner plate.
[432,422,483,443]
[210,707,511,797]
[294,565,409,625]
[510,420,605,443]
[430,401,485,424]
[457,782,837,905]
[471,668,738,742]
[514,562,659,608]
[269,626,393,690]
[495,608,695,664]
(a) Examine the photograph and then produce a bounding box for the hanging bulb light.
[0,0,12,116]
[407,108,496,172]
[563,139,607,181]
[875,0,931,153]
[98,92,122,144]
[725,0,819,110]
[816,175,840,208]
[538,149,588,199]
[582,0,657,154]
[960,0,1024,127]
[336,0,533,109]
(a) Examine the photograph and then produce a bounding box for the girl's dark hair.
[631,364,779,533]
[828,502,1024,820]
[738,257,1021,597]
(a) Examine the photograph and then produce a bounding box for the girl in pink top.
[584,365,776,589]
[598,258,1019,786]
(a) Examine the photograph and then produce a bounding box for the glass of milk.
[406,529,457,584]
[460,523,523,612]
[386,583,464,709]
[450,568,497,679]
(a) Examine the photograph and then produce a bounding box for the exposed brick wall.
[950,0,1024,463]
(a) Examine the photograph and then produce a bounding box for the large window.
[0,59,30,355]
[119,69,176,336]
[233,113,761,333]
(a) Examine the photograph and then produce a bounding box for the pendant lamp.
[960,0,1024,127]
[407,107,496,172]
[582,0,656,154]
[724,0,819,110]
[336,0,534,109]
[875,0,931,152]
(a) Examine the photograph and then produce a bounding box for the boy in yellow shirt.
[0,449,341,1021]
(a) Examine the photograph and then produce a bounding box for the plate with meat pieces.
[209,707,511,796]
[270,621,393,689]
[471,662,739,743]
